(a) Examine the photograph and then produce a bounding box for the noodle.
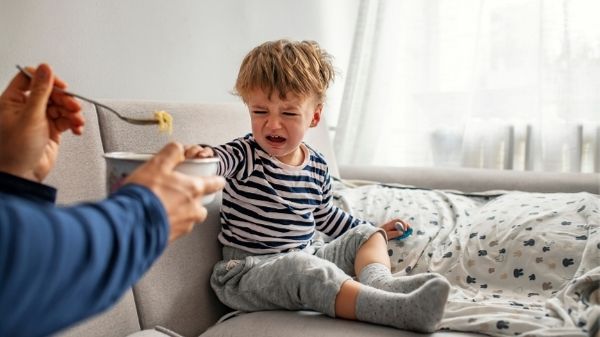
[154,110,173,134]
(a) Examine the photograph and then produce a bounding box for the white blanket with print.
[332,181,600,337]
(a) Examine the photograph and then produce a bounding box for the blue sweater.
[0,172,168,337]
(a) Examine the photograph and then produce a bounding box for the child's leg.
[355,232,445,293]
[353,229,390,273]
[335,278,450,333]
[211,247,351,317]
[316,223,445,294]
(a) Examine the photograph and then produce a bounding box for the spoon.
[17,65,159,126]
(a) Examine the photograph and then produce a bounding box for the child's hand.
[379,218,411,241]
[184,144,215,159]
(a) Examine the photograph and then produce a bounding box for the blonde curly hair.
[234,39,335,104]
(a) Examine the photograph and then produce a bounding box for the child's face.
[245,88,322,166]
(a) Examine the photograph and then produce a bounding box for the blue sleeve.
[0,183,169,337]
[0,171,57,203]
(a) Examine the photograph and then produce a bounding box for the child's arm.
[184,144,214,159]
[313,168,412,241]
[314,202,364,238]
[314,171,370,238]
[184,138,250,178]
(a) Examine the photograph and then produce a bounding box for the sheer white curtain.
[334,0,600,172]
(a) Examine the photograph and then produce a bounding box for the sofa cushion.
[200,311,484,337]
[97,101,251,153]
[132,199,229,336]
[45,101,107,204]
[126,331,172,337]
[56,290,140,337]
[126,326,182,337]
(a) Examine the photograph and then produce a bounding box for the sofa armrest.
[339,165,600,194]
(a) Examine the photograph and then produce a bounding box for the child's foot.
[355,278,451,333]
[358,263,445,293]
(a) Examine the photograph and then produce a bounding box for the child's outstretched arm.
[184,138,251,179]
[184,144,215,158]
[379,218,412,240]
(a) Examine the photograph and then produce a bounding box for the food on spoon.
[154,110,173,134]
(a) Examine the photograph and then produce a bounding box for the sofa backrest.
[96,100,340,178]
[45,101,107,204]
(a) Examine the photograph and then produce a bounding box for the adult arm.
[0,183,168,337]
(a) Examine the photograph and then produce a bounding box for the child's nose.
[265,116,282,129]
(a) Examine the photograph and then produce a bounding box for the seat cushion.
[199,311,485,337]
[56,290,140,337]
[126,326,182,337]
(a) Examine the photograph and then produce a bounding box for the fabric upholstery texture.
[201,311,483,337]
[132,199,228,337]
[125,328,174,337]
[96,100,339,177]
[56,290,140,337]
[45,101,107,204]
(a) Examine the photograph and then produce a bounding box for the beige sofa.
[47,101,599,337]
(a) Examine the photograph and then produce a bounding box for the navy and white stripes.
[213,134,364,254]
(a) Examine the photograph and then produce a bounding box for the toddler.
[187,39,450,333]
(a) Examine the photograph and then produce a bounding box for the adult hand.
[379,218,411,240]
[0,64,84,182]
[125,142,225,243]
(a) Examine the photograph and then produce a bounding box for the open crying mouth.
[266,135,286,143]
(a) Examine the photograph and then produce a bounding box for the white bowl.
[103,151,220,204]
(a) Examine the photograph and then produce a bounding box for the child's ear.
[310,104,323,128]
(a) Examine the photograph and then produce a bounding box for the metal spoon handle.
[16,65,158,126]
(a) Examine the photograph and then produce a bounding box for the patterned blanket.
[332,181,600,337]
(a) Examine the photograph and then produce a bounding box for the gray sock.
[355,278,450,333]
[358,263,444,294]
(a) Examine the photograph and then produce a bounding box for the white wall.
[0,0,358,124]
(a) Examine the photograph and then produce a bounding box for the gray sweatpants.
[210,224,384,317]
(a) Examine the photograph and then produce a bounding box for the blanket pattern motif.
[332,182,599,337]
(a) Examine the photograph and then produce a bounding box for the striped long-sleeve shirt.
[213,134,367,254]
